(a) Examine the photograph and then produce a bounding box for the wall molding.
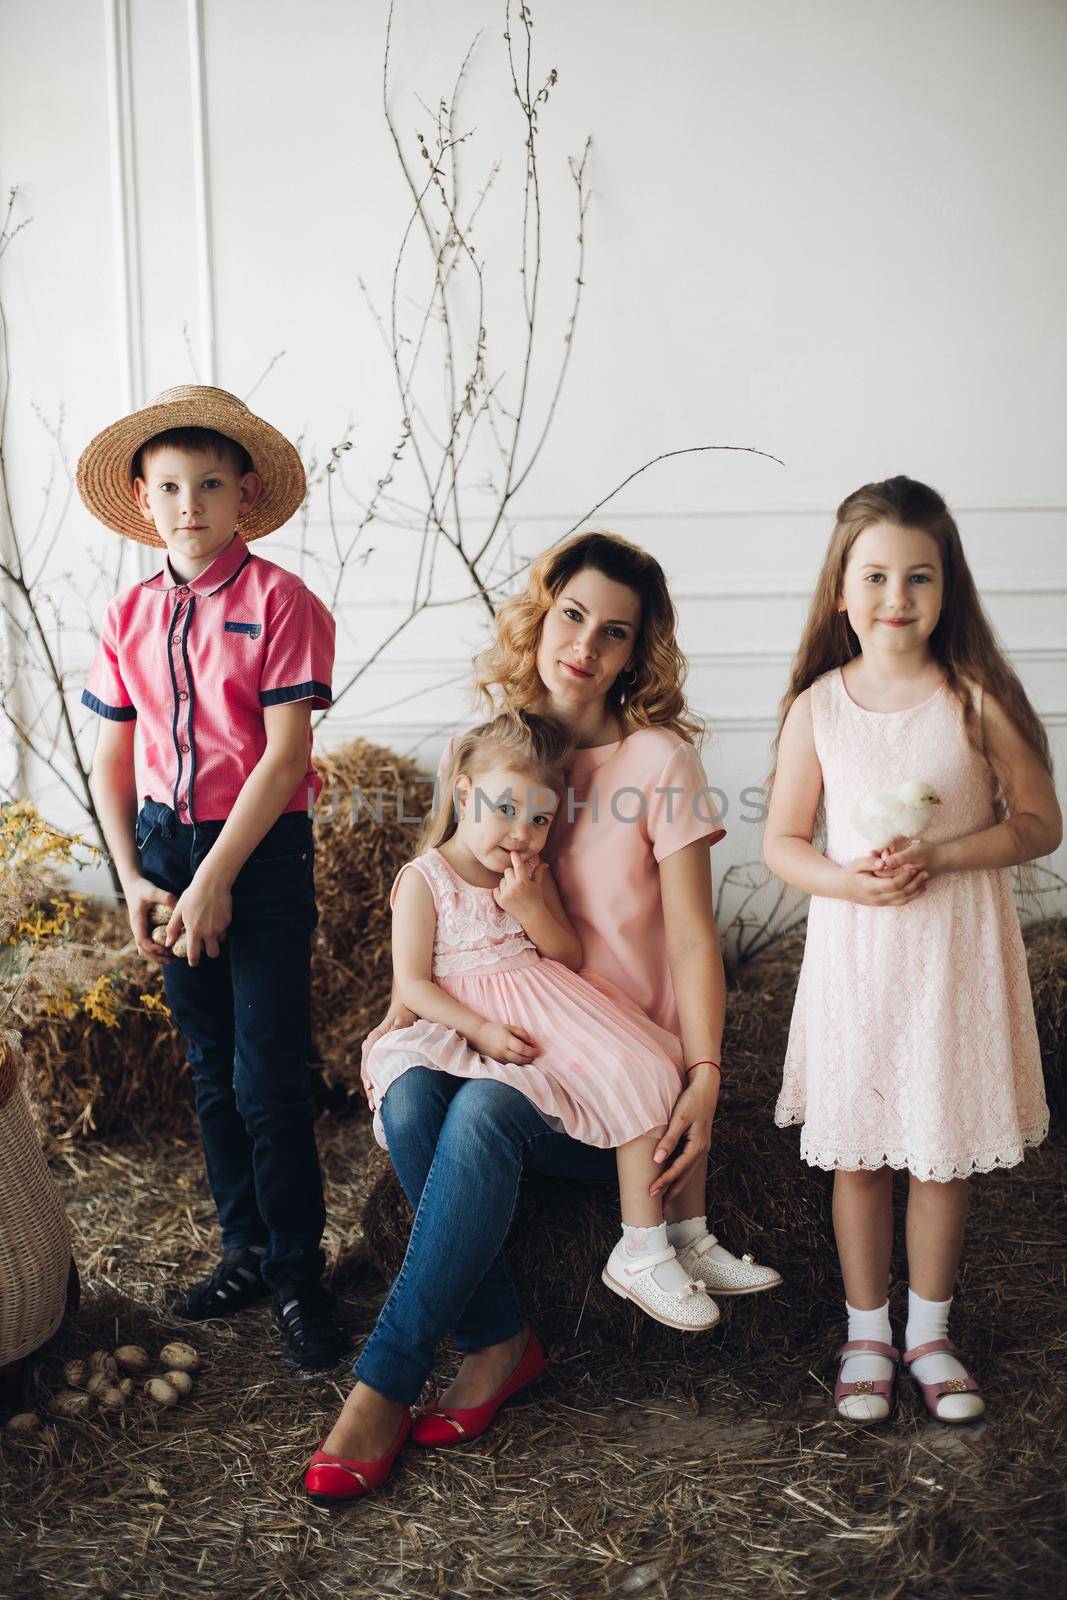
[302,503,1067,526]
[103,0,148,584]
[335,645,1067,677]
[673,582,1067,601]
[103,0,144,412]
[187,0,216,384]
[322,711,1067,747]
[329,580,1067,608]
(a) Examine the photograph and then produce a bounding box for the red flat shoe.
[411,1330,546,1447]
[304,1410,412,1504]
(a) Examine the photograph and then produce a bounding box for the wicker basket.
[0,1031,73,1368]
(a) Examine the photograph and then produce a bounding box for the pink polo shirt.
[82,534,334,822]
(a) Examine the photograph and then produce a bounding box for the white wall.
[1,0,1065,916]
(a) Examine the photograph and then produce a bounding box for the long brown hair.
[769,475,1052,792]
[418,709,576,854]
[472,531,705,745]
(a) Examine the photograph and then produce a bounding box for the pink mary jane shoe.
[903,1339,985,1423]
[834,1338,900,1422]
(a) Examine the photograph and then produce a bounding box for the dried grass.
[1,1119,1064,1600]
[18,898,191,1141]
[1,925,1063,1598]
[1025,917,1067,1117]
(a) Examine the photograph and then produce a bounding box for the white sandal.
[675,1233,782,1296]
[601,1242,721,1331]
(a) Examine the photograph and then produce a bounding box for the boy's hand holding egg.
[125,880,177,963]
[150,903,189,960]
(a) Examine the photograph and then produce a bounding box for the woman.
[307,532,780,1500]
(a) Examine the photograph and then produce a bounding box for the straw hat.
[76,385,306,546]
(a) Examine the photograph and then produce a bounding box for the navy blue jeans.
[356,1068,615,1404]
[135,798,325,1288]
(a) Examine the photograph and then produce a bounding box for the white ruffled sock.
[905,1289,984,1421]
[620,1223,693,1294]
[666,1214,737,1264]
[838,1301,895,1422]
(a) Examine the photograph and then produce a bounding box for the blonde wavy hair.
[769,475,1053,797]
[418,709,576,854]
[472,532,704,746]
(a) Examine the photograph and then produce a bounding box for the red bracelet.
[686,1059,721,1076]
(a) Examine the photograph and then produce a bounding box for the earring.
[619,667,638,688]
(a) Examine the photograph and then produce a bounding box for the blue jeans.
[135,798,325,1287]
[356,1068,615,1404]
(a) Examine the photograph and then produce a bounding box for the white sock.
[838,1301,894,1421]
[666,1215,737,1264]
[905,1289,984,1421]
[620,1223,693,1294]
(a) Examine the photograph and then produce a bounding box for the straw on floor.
[2,922,1064,1599]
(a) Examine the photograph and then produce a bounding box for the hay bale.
[1025,915,1067,1117]
[362,917,1066,1354]
[722,931,806,1066]
[308,738,431,1086]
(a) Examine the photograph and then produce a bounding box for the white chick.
[852,778,941,854]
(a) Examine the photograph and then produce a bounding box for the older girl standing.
[765,477,1056,1425]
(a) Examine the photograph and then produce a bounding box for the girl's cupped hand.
[877,837,942,875]
[843,852,927,906]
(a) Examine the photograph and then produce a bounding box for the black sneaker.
[173,1247,270,1320]
[272,1281,351,1372]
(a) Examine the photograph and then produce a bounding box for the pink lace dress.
[775,668,1049,1181]
[361,848,686,1150]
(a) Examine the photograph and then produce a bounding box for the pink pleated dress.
[361,847,687,1150]
[775,668,1049,1181]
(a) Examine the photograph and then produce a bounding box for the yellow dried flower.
[82,975,120,1029]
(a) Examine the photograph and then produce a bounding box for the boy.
[78,384,347,1371]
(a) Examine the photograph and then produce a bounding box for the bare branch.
[243,348,286,404]
[314,598,432,729]
[181,322,200,381]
